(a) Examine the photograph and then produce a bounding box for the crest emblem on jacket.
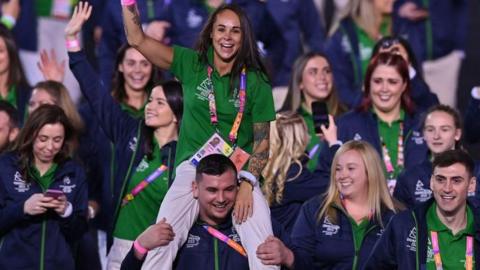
[13,171,30,192]
[322,216,340,236]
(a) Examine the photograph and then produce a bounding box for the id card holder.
[190,133,250,170]
[190,133,234,167]
[52,0,72,19]
[387,179,397,195]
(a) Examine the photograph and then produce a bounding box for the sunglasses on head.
[380,38,401,49]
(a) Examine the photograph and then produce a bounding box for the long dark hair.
[195,4,269,91]
[0,25,29,89]
[111,44,157,104]
[281,51,346,116]
[143,80,183,159]
[13,104,74,181]
[359,52,415,114]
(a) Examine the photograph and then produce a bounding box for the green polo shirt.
[35,0,77,17]
[170,46,276,166]
[426,202,475,270]
[113,139,170,240]
[0,86,17,109]
[349,216,369,250]
[355,18,391,77]
[29,163,58,190]
[376,109,405,180]
[299,105,323,172]
[120,103,145,119]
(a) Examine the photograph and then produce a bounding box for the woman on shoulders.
[118,2,277,269]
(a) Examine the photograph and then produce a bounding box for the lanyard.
[380,122,404,179]
[430,231,473,270]
[206,66,247,144]
[203,225,247,257]
[121,164,168,206]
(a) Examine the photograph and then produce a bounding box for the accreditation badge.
[190,133,250,171]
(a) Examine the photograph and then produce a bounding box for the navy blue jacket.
[15,84,32,126]
[393,0,467,63]
[324,17,363,109]
[11,0,37,51]
[98,0,167,89]
[270,161,328,235]
[0,152,88,270]
[69,50,177,245]
[394,159,480,209]
[316,109,428,177]
[364,199,480,270]
[291,196,396,269]
[465,97,480,144]
[325,17,439,111]
[121,218,292,270]
[264,0,325,86]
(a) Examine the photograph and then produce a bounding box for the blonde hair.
[33,81,84,133]
[317,140,396,226]
[330,0,388,39]
[263,111,309,205]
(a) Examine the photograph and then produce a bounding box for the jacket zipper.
[412,212,420,270]
[214,237,219,270]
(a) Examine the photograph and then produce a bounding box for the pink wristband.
[133,240,149,255]
[121,0,136,6]
[65,39,80,49]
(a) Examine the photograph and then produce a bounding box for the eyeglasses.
[380,38,401,50]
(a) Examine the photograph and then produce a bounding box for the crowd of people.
[0,0,479,269]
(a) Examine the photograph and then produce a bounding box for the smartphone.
[312,101,329,134]
[45,189,64,199]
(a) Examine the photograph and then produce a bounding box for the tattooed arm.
[121,2,173,69]
[248,122,270,180]
[234,122,270,223]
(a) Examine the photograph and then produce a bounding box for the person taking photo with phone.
[0,104,88,270]
[280,52,347,172]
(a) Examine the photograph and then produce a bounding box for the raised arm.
[121,0,173,69]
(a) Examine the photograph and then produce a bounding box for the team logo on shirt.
[228,87,240,108]
[186,233,200,248]
[59,176,76,194]
[353,133,362,141]
[322,216,340,236]
[136,159,149,172]
[195,78,210,102]
[187,9,203,29]
[406,227,417,252]
[13,171,30,192]
[411,131,424,145]
[414,180,432,203]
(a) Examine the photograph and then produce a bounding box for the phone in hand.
[45,189,64,199]
[312,101,329,134]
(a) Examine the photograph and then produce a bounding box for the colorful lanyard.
[206,66,247,144]
[121,164,168,206]
[380,122,404,179]
[430,231,473,270]
[203,225,247,257]
[308,144,320,159]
